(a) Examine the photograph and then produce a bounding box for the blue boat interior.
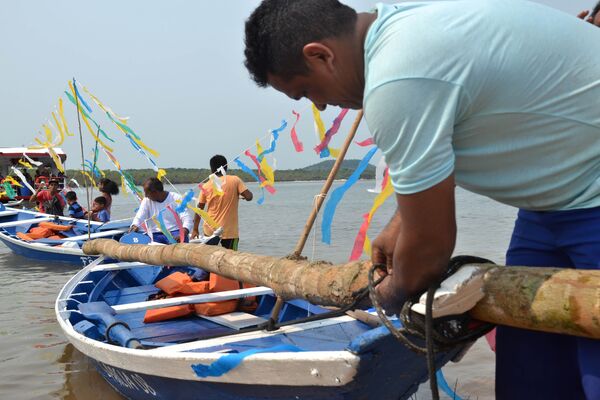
[64,265,375,353]
[0,208,126,246]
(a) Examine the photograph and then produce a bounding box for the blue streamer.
[191,345,303,378]
[321,147,378,244]
[234,157,265,205]
[436,370,464,400]
[64,91,115,142]
[175,189,194,213]
[156,211,176,244]
[257,120,287,162]
[72,78,93,113]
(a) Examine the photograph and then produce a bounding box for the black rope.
[368,256,497,400]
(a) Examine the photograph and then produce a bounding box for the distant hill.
[301,159,374,172]
[65,159,375,186]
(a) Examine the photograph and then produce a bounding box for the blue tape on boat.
[321,147,378,244]
[191,344,303,378]
[436,370,464,400]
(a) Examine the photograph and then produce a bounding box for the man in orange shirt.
[191,155,253,250]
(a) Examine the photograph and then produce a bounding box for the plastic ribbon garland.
[290,110,303,152]
[321,147,378,244]
[314,108,349,155]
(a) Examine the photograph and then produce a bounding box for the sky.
[0,0,593,171]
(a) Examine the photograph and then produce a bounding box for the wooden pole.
[267,110,363,326]
[83,239,600,339]
[291,109,364,258]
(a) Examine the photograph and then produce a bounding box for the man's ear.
[302,42,335,71]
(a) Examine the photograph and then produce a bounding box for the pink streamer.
[166,205,185,243]
[349,213,370,261]
[141,221,153,242]
[290,110,303,152]
[314,109,349,154]
[245,150,276,193]
[355,137,374,147]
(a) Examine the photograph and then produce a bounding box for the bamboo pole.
[83,239,600,339]
[291,109,364,258]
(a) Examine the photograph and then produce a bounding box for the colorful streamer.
[154,214,176,244]
[72,78,93,113]
[349,169,394,260]
[290,110,304,152]
[3,176,22,188]
[47,147,65,173]
[166,205,185,243]
[255,141,275,185]
[244,150,275,193]
[82,85,129,124]
[58,98,74,137]
[355,137,375,147]
[311,104,340,158]
[157,169,167,181]
[22,153,42,167]
[175,189,195,213]
[65,87,115,152]
[2,182,16,199]
[321,147,378,244]
[209,174,224,196]
[257,120,287,162]
[187,205,219,229]
[314,108,349,155]
[233,157,265,205]
[10,167,35,193]
[18,160,33,169]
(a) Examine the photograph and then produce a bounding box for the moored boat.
[55,256,464,400]
[0,204,130,265]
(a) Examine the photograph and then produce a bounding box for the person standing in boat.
[98,178,119,218]
[129,177,193,244]
[191,155,253,250]
[30,179,65,216]
[243,1,600,398]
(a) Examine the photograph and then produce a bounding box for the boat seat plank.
[62,229,127,241]
[112,287,274,314]
[0,217,53,228]
[103,284,160,306]
[91,262,154,272]
[0,210,19,218]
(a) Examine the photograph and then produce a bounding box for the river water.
[0,180,517,399]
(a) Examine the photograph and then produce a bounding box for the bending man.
[243,1,600,398]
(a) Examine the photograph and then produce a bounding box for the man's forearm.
[192,214,200,232]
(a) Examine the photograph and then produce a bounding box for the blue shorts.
[496,207,600,400]
[151,230,189,245]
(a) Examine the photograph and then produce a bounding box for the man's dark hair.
[210,154,228,174]
[65,191,77,201]
[94,196,107,206]
[144,177,164,193]
[48,179,59,186]
[99,178,119,195]
[593,1,600,18]
[244,0,357,87]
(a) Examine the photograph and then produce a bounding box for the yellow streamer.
[311,104,340,158]
[68,81,114,152]
[58,98,74,137]
[208,174,224,196]
[256,141,275,185]
[4,176,23,187]
[18,159,33,169]
[51,111,66,145]
[47,147,65,173]
[80,170,97,188]
[187,205,219,229]
[82,85,129,124]
[362,178,394,256]
[157,169,167,181]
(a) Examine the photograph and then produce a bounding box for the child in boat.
[84,196,110,223]
[65,191,85,219]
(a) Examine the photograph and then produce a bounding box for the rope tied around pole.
[367,256,496,400]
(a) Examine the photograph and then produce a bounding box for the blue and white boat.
[0,204,130,265]
[56,256,464,400]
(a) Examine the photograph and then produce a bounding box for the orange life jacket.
[143,271,256,323]
[38,221,73,231]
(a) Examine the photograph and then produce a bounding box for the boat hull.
[0,232,97,265]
